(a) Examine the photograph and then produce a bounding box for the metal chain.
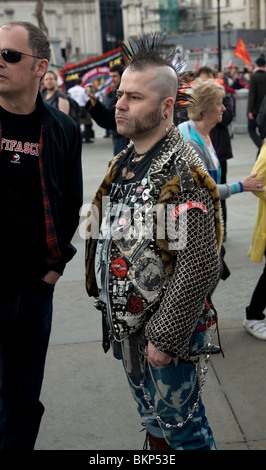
[121,325,213,429]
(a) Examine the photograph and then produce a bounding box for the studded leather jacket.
[85,127,222,361]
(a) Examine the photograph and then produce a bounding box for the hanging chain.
[121,323,213,429]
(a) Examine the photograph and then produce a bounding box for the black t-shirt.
[114,136,166,186]
[0,106,47,292]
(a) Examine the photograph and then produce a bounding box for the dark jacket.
[88,96,128,153]
[256,95,266,138]
[88,98,116,130]
[38,93,83,274]
[210,94,234,163]
[247,69,266,116]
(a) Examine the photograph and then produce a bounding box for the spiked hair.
[119,34,182,75]
[119,34,192,120]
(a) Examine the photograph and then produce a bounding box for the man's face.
[43,72,57,91]
[0,25,40,96]
[115,67,163,140]
[110,71,121,90]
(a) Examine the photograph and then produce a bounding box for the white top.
[67,85,89,107]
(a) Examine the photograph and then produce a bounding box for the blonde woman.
[178,79,263,198]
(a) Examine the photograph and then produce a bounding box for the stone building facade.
[0,0,266,66]
[0,1,102,66]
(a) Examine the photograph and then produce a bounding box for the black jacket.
[88,98,116,130]
[210,94,234,163]
[88,97,128,152]
[38,93,83,274]
[247,69,266,116]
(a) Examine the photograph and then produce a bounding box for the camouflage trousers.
[122,328,217,450]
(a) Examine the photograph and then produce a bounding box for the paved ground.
[35,124,266,451]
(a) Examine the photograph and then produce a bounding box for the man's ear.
[162,96,175,115]
[36,59,49,79]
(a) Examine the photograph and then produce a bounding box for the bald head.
[149,65,178,100]
[127,64,178,102]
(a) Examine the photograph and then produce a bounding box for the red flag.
[195,57,200,70]
[234,38,251,66]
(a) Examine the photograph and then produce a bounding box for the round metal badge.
[142,189,150,201]
[136,185,144,194]
[127,296,143,313]
[111,258,128,278]
[141,177,148,186]
[119,217,127,226]
[135,256,165,292]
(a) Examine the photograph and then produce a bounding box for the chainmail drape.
[145,184,220,361]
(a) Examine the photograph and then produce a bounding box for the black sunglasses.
[0,49,43,63]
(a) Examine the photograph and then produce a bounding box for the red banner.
[234,38,251,66]
[60,48,124,100]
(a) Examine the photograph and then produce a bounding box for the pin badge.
[111,258,128,278]
[142,189,150,201]
[127,296,143,313]
[136,186,144,194]
[119,217,127,226]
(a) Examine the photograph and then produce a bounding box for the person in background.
[101,80,112,138]
[195,66,235,95]
[42,69,70,115]
[244,139,266,339]
[231,67,248,90]
[247,56,266,152]
[174,70,194,125]
[87,64,128,155]
[178,80,264,337]
[0,20,82,449]
[194,66,235,241]
[178,79,263,205]
[86,35,223,450]
[67,78,94,143]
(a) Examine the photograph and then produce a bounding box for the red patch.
[170,201,207,220]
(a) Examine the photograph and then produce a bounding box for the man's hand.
[42,270,61,285]
[85,83,97,106]
[146,341,172,367]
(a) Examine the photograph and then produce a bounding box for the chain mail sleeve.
[145,182,220,361]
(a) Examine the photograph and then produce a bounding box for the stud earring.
[164,115,169,133]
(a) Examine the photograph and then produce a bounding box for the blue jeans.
[123,326,216,450]
[0,279,54,449]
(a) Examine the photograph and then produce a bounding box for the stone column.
[260,0,266,29]
[233,88,248,134]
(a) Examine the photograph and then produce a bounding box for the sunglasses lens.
[2,50,21,63]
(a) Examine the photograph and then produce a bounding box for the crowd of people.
[179,56,266,153]
[0,20,265,451]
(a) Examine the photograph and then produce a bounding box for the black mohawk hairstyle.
[119,33,184,74]
[119,33,193,124]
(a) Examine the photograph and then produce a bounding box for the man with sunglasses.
[0,21,82,449]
